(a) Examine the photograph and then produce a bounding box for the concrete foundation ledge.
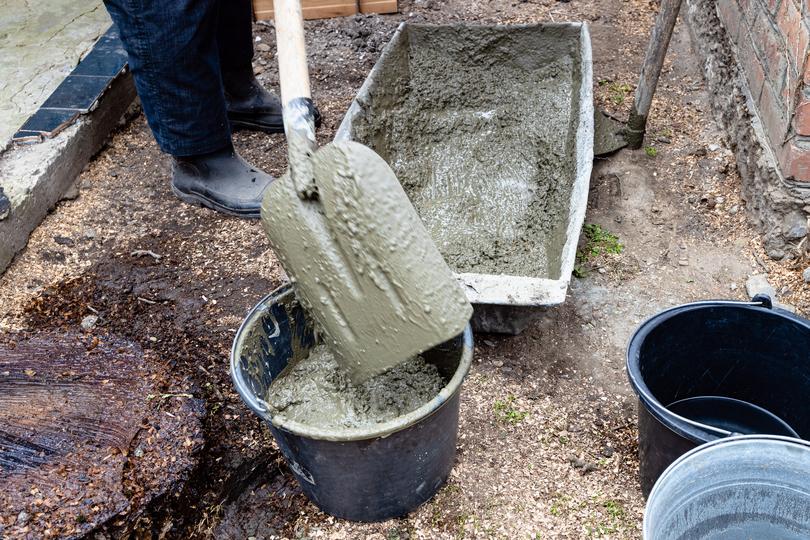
[0,72,136,274]
[685,0,810,260]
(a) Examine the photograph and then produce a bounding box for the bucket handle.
[667,411,735,439]
[643,295,774,440]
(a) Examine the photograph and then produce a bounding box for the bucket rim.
[230,284,474,442]
[625,298,810,443]
[643,434,810,538]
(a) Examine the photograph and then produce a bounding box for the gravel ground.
[0,0,807,538]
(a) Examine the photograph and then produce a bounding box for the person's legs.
[103,0,231,156]
[215,0,285,133]
[216,1,320,133]
[217,0,255,79]
[103,0,275,218]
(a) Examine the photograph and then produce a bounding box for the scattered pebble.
[80,315,98,330]
[16,511,29,525]
[53,235,75,247]
[745,274,776,300]
[729,283,737,291]
[803,268,810,283]
[256,43,271,52]
[708,143,720,152]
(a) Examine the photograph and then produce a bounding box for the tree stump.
[0,332,204,539]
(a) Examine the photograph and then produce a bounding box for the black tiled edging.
[12,25,128,144]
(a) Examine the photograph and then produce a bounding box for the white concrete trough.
[336,22,594,334]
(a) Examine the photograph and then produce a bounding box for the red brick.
[739,32,768,100]
[777,0,809,70]
[718,0,744,43]
[759,81,790,148]
[794,98,810,135]
[780,139,810,180]
[753,12,789,90]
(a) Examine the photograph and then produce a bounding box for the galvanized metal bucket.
[644,435,810,539]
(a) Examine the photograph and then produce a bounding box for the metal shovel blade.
[261,141,473,383]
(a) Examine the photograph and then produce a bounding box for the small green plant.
[573,224,623,278]
[493,395,528,425]
[76,514,88,524]
[603,499,625,520]
[644,145,658,157]
[607,82,632,105]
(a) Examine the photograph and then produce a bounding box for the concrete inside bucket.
[345,24,585,280]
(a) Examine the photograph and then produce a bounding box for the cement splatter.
[264,343,445,430]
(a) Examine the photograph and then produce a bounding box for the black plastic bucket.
[626,297,810,496]
[230,285,473,521]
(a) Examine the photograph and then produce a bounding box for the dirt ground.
[1,0,808,538]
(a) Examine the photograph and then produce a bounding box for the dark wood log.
[0,332,203,539]
[627,0,684,149]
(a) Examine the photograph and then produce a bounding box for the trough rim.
[335,21,594,307]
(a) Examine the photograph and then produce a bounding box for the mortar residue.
[265,343,445,430]
[349,25,583,279]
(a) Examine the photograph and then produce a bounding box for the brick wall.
[717,0,810,182]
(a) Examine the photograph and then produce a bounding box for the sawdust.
[0,0,807,538]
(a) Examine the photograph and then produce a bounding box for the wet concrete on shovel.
[0,0,804,537]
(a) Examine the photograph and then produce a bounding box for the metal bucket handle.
[634,295,774,440]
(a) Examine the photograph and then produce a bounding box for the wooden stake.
[627,0,683,149]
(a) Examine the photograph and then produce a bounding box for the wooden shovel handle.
[273,0,318,199]
[273,0,311,103]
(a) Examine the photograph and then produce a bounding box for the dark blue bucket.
[627,297,810,495]
[230,285,473,521]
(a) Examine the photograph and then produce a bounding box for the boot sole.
[171,184,261,219]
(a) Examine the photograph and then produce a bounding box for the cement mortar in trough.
[336,23,594,334]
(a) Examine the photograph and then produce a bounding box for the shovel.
[261,0,473,383]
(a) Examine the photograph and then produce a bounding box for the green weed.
[493,395,528,425]
[607,82,632,105]
[645,145,658,157]
[573,224,623,278]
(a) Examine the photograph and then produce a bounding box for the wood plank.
[359,0,397,14]
[254,0,358,20]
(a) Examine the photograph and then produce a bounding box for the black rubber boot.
[171,145,273,219]
[223,67,321,133]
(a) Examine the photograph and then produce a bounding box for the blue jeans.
[103,0,254,156]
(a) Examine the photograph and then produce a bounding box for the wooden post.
[627,0,683,149]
